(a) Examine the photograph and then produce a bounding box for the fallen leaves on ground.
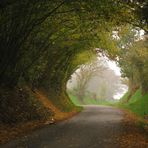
[0,90,79,144]
[118,109,148,148]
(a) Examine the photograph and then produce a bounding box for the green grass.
[119,91,130,103]
[68,94,98,105]
[68,94,114,106]
[83,97,98,104]
[68,94,81,105]
[118,89,148,117]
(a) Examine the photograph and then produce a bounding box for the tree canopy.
[0,0,147,113]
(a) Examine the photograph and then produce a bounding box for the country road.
[1,105,148,148]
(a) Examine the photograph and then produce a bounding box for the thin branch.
[34,0,66,27]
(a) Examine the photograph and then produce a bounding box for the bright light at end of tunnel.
[107,60,121,76]
[97,54,121,76]
[114,93,124,100]
[113,87,128,100]
[98,55,128,100]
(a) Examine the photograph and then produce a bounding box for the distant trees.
[95,68,124,101]
[97,81,108,101]
[69,59,105,104]
[67,59,126,104]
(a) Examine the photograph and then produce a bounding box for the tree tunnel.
[0,0,147,124]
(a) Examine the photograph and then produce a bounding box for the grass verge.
[116,89,148,132]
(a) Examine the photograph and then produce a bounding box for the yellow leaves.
[118,25,132,37]
[117,110,148,148]
[96,30,120,56]
[72,50,96,67]
[132,40,148,60]
[71,33,81,40]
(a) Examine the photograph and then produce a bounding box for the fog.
[67,56,128,101]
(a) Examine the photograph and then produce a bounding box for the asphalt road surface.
[0,105,145,148]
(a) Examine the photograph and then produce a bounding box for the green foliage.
[119,89,148,117]
[117,27,148,94]
[0,0,137,87]
[0,0,146,123]
[72,50,95,68]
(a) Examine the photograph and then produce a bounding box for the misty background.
[67,55,128,104]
